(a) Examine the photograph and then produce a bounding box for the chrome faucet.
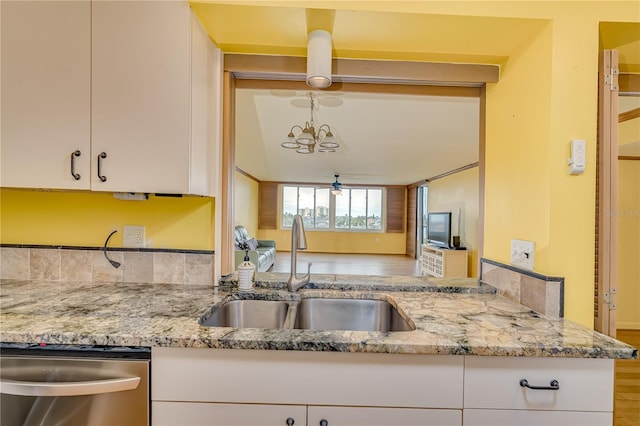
[287,214,312,292]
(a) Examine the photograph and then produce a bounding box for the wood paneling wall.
[386,187,406,233]
[258,182,278,229]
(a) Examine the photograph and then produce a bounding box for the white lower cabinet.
[152,403,460,426]
[153,402,306,426]
[463,409,612,426]
[307,406,461,426]
[463,356,615,426]
[151,349,614,426]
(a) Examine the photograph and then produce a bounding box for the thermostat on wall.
[568,139,586,175]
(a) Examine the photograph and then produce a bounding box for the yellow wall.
[483,22,553,264]
[427,167,479,277]
[0,189,215,250]
[484,11,610,328]
[617,159,640,329]
[619,115,640,146]
[234,171,259,237]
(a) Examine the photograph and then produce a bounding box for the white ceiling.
[235,89,480,187]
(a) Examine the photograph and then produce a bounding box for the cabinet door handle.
[320,420,328,426]
[285,418,295,425]
[97,152,108,182]
[519,379,559,390]
[70,150,81,180]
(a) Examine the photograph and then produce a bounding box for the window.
[282,185,383,231]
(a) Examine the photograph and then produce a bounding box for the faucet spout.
[287,214,312,292]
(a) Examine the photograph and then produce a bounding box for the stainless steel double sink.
[199,294,415,332]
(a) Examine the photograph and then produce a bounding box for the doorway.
[220,55,492,276]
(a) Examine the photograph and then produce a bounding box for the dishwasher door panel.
[0,356,149,426]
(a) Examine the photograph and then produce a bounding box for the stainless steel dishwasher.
[0,343,150,426]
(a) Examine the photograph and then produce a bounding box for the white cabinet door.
[463,409,612,426]
[1,0,91,189]
[308,406,461,426]
[153,402,306,426]
[92,1,191,194]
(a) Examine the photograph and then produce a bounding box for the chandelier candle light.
[281,93,340,154]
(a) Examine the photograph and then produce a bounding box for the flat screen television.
[427,212,452,248]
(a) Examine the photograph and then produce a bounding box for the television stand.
[421,244,468,278]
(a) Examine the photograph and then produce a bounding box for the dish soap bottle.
[238,249,255,292]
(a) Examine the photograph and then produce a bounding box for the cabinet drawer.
[153,402,306,426]
[463,409,612,425]
[153,348,464,409]
[308,405,461,426]
[464,356,614,412]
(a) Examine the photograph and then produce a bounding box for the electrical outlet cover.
[123,225,145,248]
[511,239,535,271]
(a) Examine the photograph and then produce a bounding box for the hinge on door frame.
[605,68,619,91]
[604,288,617,310]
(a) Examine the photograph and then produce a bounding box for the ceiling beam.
[224,54,499,86]
[234,78,481,98]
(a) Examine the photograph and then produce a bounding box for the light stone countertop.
[0,274,636,359]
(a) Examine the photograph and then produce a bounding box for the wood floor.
[615,329,640,426]
[272,252,422,276]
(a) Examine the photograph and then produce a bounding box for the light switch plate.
[123,225,145,248]
[511,239,535,271]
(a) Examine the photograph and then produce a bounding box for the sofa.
[234,225,276,272]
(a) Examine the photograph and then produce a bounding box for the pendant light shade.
[306,29,332,89]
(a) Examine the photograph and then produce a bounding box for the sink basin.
[200,300,290,328]
[293,298,415,332]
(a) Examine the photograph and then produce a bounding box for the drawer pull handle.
[286,418,295,425]
[520,379,559,390]
[97,152,108,182]
[320,420,328,426]
[70,150,81,180]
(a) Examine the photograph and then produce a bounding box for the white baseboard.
[616,321,640,330]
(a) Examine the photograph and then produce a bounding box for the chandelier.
[281,93,339,154]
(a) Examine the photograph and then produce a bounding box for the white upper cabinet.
[1,0,92,190]
[1,1,221,196]
[91,0,220,195]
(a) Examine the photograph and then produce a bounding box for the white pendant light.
[306,29,332,89]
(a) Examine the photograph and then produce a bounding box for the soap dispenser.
[238,249,255,292]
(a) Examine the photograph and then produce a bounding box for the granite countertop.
[0,274,636,359]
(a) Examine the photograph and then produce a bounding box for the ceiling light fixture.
[306,29,332,89]
[281,93,339,154]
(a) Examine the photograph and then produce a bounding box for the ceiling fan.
[331,174,343,195]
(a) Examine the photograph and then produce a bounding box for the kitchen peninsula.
[1,274,636,425]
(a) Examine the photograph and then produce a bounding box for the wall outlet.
[123,225,145,248]
[511,239,535,271]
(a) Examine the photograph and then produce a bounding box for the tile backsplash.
[1,245,215,286]
[480,258,564,318]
